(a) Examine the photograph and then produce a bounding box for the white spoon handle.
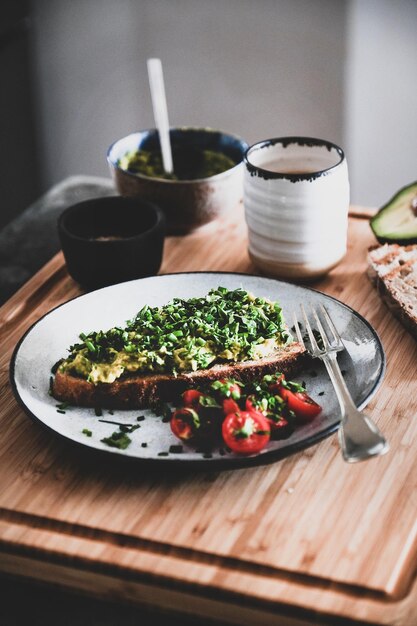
[147,58,173,174]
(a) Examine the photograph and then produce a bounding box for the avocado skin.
[370,181,417,244]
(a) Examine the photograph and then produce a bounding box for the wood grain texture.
[1,207,417,625]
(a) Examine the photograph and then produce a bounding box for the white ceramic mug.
[244,137,349,280]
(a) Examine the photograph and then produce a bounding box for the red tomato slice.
[246,396,289,434]
[268,416,288,429]
[170,407,200,441]
[182,389,205,408]
[267,373,285,394]
[282,390,322,421]
[216,379,241,400]
[245,395,267,415]
[222,397,240,416]
[266,416,292,439]
[245,395,258,414]
[222,410,270,455]
[248,394,291,437]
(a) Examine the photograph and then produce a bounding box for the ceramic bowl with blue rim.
[107,127,248,235]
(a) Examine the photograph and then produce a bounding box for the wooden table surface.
[1,205,417,626]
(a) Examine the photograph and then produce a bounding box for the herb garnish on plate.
[58,287,292,384]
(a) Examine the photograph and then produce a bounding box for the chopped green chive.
[101,431,132,450]
[120,424,140,433]
[62,287,292,380]
[98,419,140,433]
[56,402,69,410]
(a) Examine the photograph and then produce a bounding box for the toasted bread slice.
[368,243,417,340]
[52,342,307,409]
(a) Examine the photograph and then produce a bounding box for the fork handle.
[320,351,357,416]
[321,352,389,462]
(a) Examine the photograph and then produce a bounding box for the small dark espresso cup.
[58,197,165,289]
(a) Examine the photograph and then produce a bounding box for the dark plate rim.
[9,271,386,471]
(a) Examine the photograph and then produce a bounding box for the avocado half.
[371,181,417,244]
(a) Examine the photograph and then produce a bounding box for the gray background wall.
[5,0,417,224]
[345,0,417,206]
[30,0,347,189]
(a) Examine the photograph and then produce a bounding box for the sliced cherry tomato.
[247,392,293,439]
[266,415,294,439]
[267,416,288,430]
[222,397,240,416]
[280,390,322,421]
[170,407,200,441]
[212,378,242,400]
[245,394,267,415]
[267,373,285,394]
[222,410,270,455]
[182,389,205,408]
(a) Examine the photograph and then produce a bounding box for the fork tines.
[292,304,344,356]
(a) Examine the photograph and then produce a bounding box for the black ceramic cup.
[58,197,165,289]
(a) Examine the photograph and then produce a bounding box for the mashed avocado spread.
[58,287,292,384]
[118,148,236,181]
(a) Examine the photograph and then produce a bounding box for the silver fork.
[293,304,389,463]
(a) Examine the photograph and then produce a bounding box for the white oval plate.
[10,272,385,469]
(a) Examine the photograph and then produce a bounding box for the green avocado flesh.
[371,181,417,244]
[58,287,292,384]
[117,148,236,181]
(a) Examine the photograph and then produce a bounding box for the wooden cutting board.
[1,205,417,626]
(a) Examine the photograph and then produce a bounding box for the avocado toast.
[52,287,306,409]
